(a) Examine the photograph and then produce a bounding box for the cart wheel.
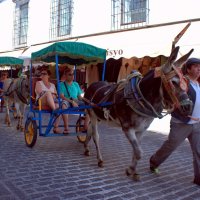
[24,118,37,148]
[76,116,87,143]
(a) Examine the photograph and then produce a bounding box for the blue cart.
[24,41,107,147]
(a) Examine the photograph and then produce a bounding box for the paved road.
[0,111,200,200]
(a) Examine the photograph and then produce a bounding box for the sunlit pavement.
[148,114,171,135]
[0,111,200,200]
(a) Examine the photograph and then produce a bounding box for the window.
[111,0,149,30]
[13,1,29,48]
[50,0,73,40]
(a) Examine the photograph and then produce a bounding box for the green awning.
[0,56,24,67]
[31,41,107,65]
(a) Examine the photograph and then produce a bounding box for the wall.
[0,0,199,58]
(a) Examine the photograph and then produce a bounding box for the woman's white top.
[35,80,56,100]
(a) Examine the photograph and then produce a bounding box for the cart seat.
[31,77,57,111]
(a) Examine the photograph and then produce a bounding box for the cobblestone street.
[0,110,200,200]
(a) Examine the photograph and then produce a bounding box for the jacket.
[171,83,196,123]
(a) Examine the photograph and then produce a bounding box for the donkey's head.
[159,46,193,116]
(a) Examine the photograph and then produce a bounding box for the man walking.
[150,57,200,186]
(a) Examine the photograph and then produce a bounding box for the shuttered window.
[13,1,29,47]
[50,0,73,40]
[111,0,149,30]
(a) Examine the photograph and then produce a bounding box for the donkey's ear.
[162,46,179,74]
[169,46,180,63]
[174,49,194,68]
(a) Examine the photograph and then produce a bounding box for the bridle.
[154,65,189,109]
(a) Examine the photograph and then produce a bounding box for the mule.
[83,46,193,180]
[3,75,29,131]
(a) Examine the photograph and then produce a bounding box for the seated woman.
[35,68,61,133]
[60,67,90,134]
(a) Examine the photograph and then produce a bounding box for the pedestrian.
[150,57,200,186]
[0,71,9,112]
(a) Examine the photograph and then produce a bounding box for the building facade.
[0,0,200,58]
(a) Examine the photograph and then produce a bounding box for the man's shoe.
[150,166,160,175]
[149,156,160,174]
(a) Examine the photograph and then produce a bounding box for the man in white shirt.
[150,58,200,186]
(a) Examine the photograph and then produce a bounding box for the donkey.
[83,46,193,180]
[3,75,29,131]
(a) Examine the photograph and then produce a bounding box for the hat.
[185,58,200,68]
[182,58,200,75]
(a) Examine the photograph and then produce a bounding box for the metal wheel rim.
[25,122,34,145]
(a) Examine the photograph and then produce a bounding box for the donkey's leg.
[84,111,103,167]
[124,128,142,180]
[4,99,11,126]
[19,104,26,131]
[15,103,21,130]
[12,103,17,119]
[92,120,103,167]
[83,110,93,156]
[84,122,92,156]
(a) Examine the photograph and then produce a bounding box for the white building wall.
[0,0,199,58]
[0,0,15,51]
[27,0,51,45]
[72,0,111,36]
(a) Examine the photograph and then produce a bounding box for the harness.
[4,79,15,97]
[4,77,29,105]
[88,66,188,121]
[16,77,29,105]
[154,65,188,109]
[89,83,118,121]
[123,66,188,119]
[122,71,165,119]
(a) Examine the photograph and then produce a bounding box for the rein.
[135,80,168,119]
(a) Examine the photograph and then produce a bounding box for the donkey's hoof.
[125,167,140,180]
[126,168,140,181]
[126,167,133,176]
[84,150,90,156]
[133,173,140,181]
[98,160,104,168]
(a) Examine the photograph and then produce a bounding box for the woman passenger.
[60,67,90,134]
[35,68,61,133]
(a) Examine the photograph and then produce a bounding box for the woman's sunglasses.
[67,73,74,76]
[41,72,48,76]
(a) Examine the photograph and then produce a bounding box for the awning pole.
[101,59,106,81]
